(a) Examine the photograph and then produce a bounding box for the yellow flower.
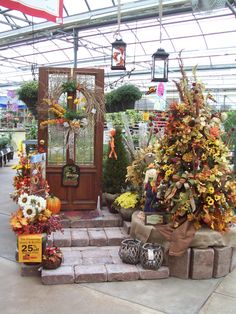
[201,154,207,161]
[206,196,214,206]
[214,194,221,201]
[207,186,215,194]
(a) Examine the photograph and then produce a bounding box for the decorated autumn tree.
[153,59,236,232]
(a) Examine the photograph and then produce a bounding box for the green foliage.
[63,108,86,120]
[26,121,38,140]
[105,109,142,127]
[222,111,236,171]
[61,80,77,93]
[17,80,38,118]
[222,111,236,148]
[0,134,11,149]
[103,127,129,194]
[105,84,142,113]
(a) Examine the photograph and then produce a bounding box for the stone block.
[53,229,71,247]
[71,219,103,228]
[104,227,127,246]
[81,248,110,258]
[169,249,191,279]
[83,256,113,265]
[71,229,89,247]
[123,221,131,234]
[137,265,169,280]
[61,249,83,266]
[20,263,41,277]
[88,228,107,246]
[190,248,214,279]
[213,246,232,278]
[106,264,139,281]
[230,247,236,272]
[41,266,74,285]
[103,216,123,228]
[75,265,107,283]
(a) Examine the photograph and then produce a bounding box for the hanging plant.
[17,80,38,118]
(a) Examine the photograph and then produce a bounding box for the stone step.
[50,227,128,247]
[60,208,123,229]
[41,246,169,284]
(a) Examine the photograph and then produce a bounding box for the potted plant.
[112,191,140,221]
[42,247,63,269]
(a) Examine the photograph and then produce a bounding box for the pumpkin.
[46,195,61,214]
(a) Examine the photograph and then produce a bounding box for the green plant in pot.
[113,191,140,221]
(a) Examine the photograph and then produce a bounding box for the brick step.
[41,246,169,284]
[60,208,123,229]
[49,227,128,247]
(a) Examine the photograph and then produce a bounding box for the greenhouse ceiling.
[0,0,236,109]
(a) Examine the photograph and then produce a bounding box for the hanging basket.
[119,238,141,264]
[140,243,163,270]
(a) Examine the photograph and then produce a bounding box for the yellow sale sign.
[18,234,42,263]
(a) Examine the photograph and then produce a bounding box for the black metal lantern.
[111,38,126,70]
[151,48,169,82]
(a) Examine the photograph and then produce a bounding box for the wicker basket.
[140,243,163,270]
[119,238,141,264]
[42,255,62,269]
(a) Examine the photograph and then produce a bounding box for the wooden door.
[38,67,104,211]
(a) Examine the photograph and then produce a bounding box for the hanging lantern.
[111,38,126,70]
[151,48,169,82]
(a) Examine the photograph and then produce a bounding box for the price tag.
[148,249,154,261]
[18,234,42,263]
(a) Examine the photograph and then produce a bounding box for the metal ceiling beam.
[0,0,191,48]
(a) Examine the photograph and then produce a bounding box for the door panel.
[38,67,104,211]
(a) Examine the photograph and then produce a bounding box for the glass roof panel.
[171,36,207,52]
[87,0,113,11]
[165,20,201,37]
[205,32,236,49]
[63,0,90,15]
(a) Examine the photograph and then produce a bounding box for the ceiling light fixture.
[151,0,169,82]
[111,0,126,70]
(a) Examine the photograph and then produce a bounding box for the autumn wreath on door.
[40,79,104,160]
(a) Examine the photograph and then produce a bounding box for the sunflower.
[207,186,215,194]
[206,196,214,206]
[18,193,30,208]
[22,206,37,220]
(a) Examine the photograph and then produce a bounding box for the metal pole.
[73,28,78,68]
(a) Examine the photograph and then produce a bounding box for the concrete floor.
[1,158,236,314]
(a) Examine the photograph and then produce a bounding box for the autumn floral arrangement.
[42,246,63,269]
[10,193,62,236]
[149,58,236,232]
[11,149,50,202]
